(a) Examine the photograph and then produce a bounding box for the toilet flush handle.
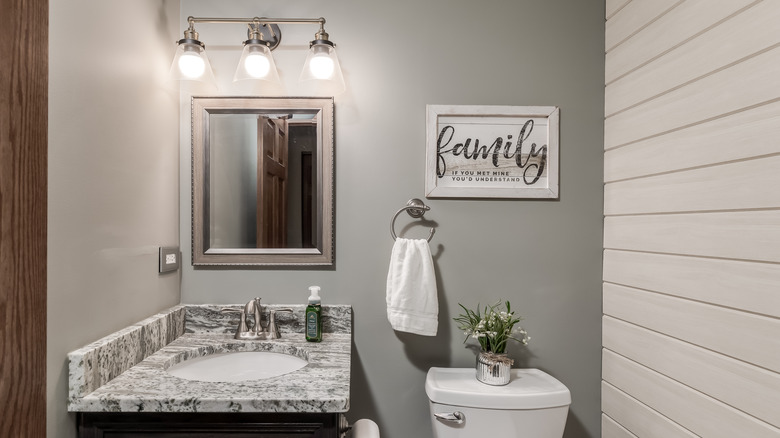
[434,411,465,424]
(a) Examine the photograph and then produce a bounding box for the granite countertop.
[68,305,352,414]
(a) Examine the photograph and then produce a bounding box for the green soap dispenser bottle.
[305,285,322,342]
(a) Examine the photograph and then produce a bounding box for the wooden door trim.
[0,0,48,435]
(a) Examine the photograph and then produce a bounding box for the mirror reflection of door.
[257,116,288,248]
[288,118,317,249]
[207,112,318,250]
[300,151,314,248]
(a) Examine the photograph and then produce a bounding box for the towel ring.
[390,198,435,242]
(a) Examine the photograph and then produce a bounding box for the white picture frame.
[425,105,559,199]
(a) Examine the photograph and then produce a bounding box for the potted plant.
[454,301,529,385]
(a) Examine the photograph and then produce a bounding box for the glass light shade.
[170,40,215,82]
[233,41,280,83]
[300,42,345,94]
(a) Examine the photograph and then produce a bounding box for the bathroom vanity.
[77,412,341,437]
[68,304,351,437]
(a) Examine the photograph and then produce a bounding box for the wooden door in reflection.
[257,116,288,248]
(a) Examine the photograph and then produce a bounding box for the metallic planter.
[476,351,511,385]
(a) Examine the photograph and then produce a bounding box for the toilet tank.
[425,368,571,438]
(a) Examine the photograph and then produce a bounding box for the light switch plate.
[159,246,180,273]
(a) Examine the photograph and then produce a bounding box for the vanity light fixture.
[170,16,345,93]
[233,24,280,83]
[170,26,214,81]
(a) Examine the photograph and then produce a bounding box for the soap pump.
[305,285,322,342]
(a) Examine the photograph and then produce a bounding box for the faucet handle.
[266,308,294,339]
[220,307,248,340]
[251,297,265,334]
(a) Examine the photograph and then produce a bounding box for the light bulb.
[244,53,271,78]
[178,51,205,79]
[309,53,335,80]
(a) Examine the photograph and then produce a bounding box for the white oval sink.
[166,351,308,382]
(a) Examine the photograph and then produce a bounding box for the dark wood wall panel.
[0,0,48,435]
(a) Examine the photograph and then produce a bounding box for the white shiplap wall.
[602,1,780,437]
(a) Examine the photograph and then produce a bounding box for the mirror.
[192,97,334,266]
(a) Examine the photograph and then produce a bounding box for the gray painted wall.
[179,1,604,437]
[47,0,181,436]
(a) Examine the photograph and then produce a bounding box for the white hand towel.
[386,238,438,336]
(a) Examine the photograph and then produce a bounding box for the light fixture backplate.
[249,23,282,51]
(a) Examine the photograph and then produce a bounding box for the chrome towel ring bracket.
[390,198,436,242]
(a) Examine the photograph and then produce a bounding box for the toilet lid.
[425,368,571,410]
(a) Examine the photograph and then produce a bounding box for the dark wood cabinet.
[78,412,341,438]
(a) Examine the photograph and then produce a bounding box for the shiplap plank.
[603,250,780,318]
[604,102,780,182]
[605,45,780,149]
[605,0,681,52]
[604,155,780,215]
[606,0,780,116]
[603,350,780,438]
[602,414,638,438]
[604,211,780,263]
[604,316,780,427]
[603,283,780,372]
[602,381,697,438]
[606,0,631,21]
[606,0,755,84]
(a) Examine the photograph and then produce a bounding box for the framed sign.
[425,105,559,199]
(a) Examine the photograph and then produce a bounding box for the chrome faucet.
[221,297,268,340]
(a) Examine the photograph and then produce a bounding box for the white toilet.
[425,367,571,437]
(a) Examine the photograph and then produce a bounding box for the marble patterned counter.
[68,304,351,413]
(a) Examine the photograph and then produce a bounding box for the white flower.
[455,300,530,353]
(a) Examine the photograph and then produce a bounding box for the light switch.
[159,246,180,273]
